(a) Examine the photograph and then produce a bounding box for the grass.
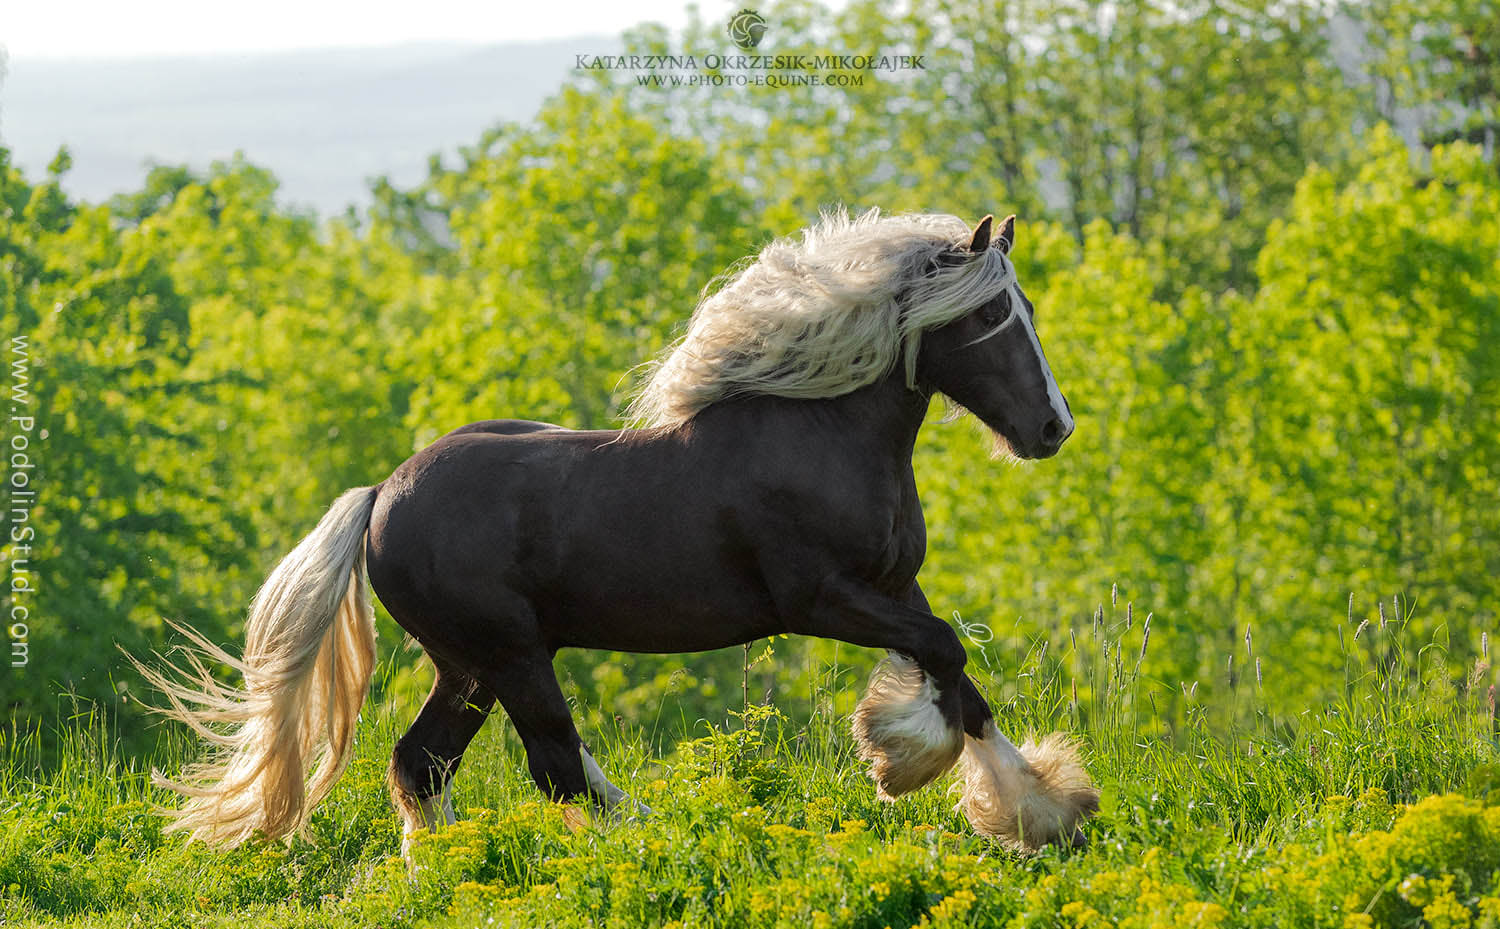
[1,599,1497,928]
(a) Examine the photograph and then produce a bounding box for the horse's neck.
[687,372,931,463]
[824,373,933,459]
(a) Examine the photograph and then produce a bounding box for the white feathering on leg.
[580,746,652,819]
[956,721,1100,851]
[851,653,965,799]
[396,777,453,861]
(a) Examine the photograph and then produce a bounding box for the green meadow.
[3,602,1498,927]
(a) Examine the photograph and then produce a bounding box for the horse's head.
[916,215,1074,460]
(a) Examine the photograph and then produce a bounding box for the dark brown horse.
[136,210,1098,858]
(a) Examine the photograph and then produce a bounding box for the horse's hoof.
[561,804,588,833]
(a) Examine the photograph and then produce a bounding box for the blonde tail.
[129,486,379,847]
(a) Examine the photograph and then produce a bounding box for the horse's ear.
[997,214,1016,254]
[968,215,994,253]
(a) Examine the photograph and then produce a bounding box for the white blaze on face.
[1012,280,1072,436]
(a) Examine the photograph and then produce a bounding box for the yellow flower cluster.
[349,786,1499,929]
[1027,848,1229,929]
[1020,793,1500,929]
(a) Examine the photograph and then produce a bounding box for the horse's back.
[443,418,570,439]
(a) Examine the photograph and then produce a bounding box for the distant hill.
[0,39,620,215]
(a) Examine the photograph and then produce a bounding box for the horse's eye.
[980,291,1012,328]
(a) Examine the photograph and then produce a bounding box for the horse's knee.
[912,624,968,729]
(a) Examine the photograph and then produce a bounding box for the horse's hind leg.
[477,649,646,821]
[389,659,494,857]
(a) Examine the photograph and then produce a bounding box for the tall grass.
[0,597,1495,927]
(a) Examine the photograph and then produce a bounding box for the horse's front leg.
[907,583,1101,851]
[795,576,971,799]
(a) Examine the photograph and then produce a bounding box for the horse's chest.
[867,483,927,594]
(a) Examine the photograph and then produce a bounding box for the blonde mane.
[629,209,1015,428]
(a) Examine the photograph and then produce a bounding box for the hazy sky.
[2,0,711,58]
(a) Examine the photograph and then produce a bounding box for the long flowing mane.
[629,208,1015,427]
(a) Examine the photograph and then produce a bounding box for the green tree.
[394,87,758,436]
[1249,127,1500,650]
[618,0,1355,290]
[0,151,253,726]
[1369,0,1499,159]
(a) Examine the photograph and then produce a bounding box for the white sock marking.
[580,746,652,817]
[400,778,454,859]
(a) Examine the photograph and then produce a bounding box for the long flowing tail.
[129,486,379,847]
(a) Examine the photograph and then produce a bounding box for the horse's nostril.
[1042,418,1067,445]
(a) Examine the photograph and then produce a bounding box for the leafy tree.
[1369,0,1499,158]
[0,151,253,726]
[1248,127,1500,651]
[394,87,759,436]
[618,0,1355,290]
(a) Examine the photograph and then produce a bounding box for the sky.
[1,0,707,58]
[0,0,827,210]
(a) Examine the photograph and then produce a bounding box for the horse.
[133,209,1099,858]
